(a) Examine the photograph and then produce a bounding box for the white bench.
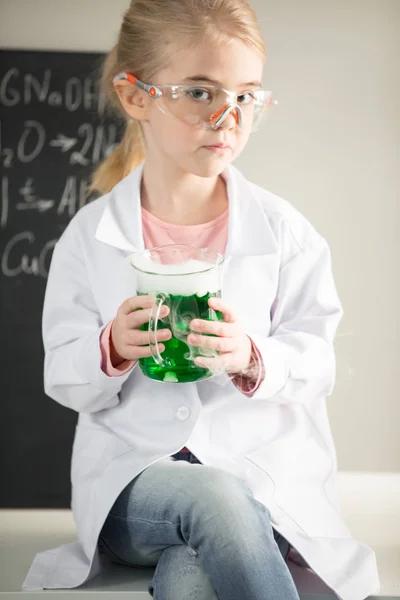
[1,472,399,599]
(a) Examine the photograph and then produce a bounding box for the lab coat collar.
[95,161,278,257]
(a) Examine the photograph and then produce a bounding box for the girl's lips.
[203,145,231,153]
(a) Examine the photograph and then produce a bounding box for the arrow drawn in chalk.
[49,134,77,152]
[16,199,54,212]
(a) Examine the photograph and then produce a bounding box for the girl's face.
[141,38,264,178]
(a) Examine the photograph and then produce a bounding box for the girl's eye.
[237,92,254,105]
[188,88,212,101]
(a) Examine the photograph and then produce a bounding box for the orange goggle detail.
[112,72,161,100]
[115,72,137,85]
[210,104,242,128]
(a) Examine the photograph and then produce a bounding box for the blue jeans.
[98,450,300,600]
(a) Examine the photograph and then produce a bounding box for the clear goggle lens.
[112,74,277,133]
[155,85,275,132]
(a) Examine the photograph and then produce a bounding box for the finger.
[207,297,237,323]
[127,304,170,328]
[187,333,235,353]
[120,295,155,315]
[128,328,172,346]
[121,294,170,315]
[190,318,238,337]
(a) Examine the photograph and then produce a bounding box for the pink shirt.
[99,206,266,452]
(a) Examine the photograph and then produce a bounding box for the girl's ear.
[113,80,150,122]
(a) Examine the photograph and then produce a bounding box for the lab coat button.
[176,406,191,420]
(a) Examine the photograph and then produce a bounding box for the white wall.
[1,0,398,472]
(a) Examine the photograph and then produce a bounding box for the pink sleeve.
[100,320,136,377]
[231,336,265,397]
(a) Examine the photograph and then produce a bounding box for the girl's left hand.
[188,297,253,376]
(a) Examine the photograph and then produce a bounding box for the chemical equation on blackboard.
[1,175,91,278]
[1,67,106,113]
[0,63,123,280]
[1,175,96,228]
[0,119,119,169]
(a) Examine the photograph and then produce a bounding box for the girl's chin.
[186,155,233,178]
[191,164,228,178]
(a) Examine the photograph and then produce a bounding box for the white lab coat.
[22,162,380,599]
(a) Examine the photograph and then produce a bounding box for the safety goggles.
[113,72,277,132]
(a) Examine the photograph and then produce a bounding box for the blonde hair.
[87,0,266,197]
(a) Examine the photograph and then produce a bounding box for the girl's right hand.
[110,295,171,365]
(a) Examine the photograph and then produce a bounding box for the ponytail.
[86,44,146,197]
[87,119,145,197]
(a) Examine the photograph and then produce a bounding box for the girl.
[23,0,380,599]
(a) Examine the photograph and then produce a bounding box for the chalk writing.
[0,52,123,282]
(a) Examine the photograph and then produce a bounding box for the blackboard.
[0,49,124,507]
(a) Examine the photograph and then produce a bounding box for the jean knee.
[192,467,254,514]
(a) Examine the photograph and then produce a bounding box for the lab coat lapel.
[221,166,278,332]
[223,165,277,259]
[95,162,145,253]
